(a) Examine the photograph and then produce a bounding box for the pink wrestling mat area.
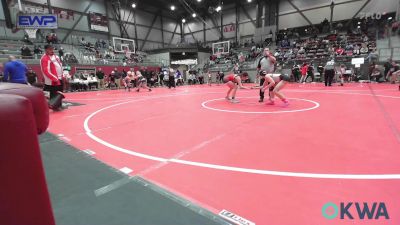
[48,83,400,225]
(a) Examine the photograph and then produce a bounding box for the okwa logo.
[322,202,390,220]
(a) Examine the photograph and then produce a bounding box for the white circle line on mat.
[82,92,400,180]
[201,97,320,114]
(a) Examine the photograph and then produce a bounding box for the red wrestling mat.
[49,83,400,225]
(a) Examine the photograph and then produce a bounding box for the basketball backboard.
[113,37,136,54]
[212,41,230,55]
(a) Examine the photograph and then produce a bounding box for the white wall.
[197,52,211,66]
[0,0,5,20]
[279,0,399,29]
[180,2,259,44]
[146,52,170,65]
[1,0,397,49]
[163,18,179,33]
[363,0,398,14]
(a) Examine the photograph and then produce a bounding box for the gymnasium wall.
[278,0,399,29]
[0,0,398,50]
[182,2,257,44]
[146,52,170,66]
[183,0,399,44]
[0,0,182,50]
[197,52,211,67]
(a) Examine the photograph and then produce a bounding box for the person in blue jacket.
[3,56,27,84]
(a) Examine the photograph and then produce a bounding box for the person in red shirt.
[299,63,308,83]
[336,46,345,56]
[40,45,64,110]
[223,72,250,103]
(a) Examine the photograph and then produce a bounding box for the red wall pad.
[0,83,49,134]
[0,93,55,224]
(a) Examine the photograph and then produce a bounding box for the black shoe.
[259,99,264,102]
[53,105,67,111]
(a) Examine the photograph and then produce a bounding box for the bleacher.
[0,40,35,61]
[274,32,377,63]
[0,37,165,68]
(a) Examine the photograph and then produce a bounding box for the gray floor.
[39,133,231,225]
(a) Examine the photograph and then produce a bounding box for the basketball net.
[124,48,130,58]
[25,28,38,39]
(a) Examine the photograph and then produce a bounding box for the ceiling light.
[216,6,222,12]
[192,13,196,18]
[388,17,393,20]
[131,3,136,8]
[182,18,186,23]
[247,0,252,2]
[170,5,175,11]
[197,0,201,2]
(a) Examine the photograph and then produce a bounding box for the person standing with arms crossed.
[256,48,276,102]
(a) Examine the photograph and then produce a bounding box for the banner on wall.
[223,23,235,33]
[88,12,109,32]
[24,5,49,14]
[53,8,75,20]
[17,14,58,29]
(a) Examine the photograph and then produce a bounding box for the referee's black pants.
[259,77,265,101]
[168,76,175,88]
[324,70,334,86]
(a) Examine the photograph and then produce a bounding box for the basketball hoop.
[25,28,38,39]
[124,48,129,56]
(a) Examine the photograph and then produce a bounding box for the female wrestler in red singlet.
[223,72,250,103]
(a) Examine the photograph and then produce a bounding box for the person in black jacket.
[384,58,393,82]
[96,67,105,89]
[306,64,314,82]
[26,68,37,85]
[292,64,300,82]
[168,67,176,89]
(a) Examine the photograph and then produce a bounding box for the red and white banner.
[223,23,235,33]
